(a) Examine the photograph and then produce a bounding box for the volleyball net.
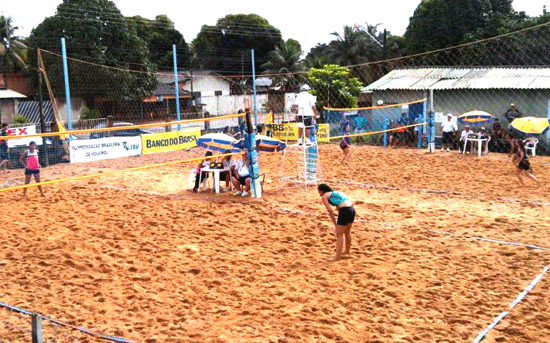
[323,98,428,148]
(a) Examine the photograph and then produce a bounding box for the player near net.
[318,183,356,261]
[295,84,317,146]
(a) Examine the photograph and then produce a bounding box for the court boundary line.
[331,179,550,208]
[472,265,550,343]
[0,301,134,343]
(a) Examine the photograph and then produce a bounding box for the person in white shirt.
[441,113,457,151]
[231,151,251,196]
[459,125,473,153]
[295,84,317,146]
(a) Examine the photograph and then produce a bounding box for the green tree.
[326,26,371,66]
[129,15,191,70]
[27,0,157,102]
[261,39,306,92]
[191,14,283,73]
[308,64,363,117]
[404,0,516,54]
[0,15,27,73]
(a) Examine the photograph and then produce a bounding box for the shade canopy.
[458,111,494,126]
[510,117,550,136]
[234,134,287,152]
[197,133,241,153]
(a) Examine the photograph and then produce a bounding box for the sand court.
[1,145,550,342]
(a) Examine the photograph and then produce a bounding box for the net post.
[37,48,50,167]
[245,110,261,198]
[173,44,181,131]
[251,49,258,128]
[60,38,73,131]
[418,99,427,149]
[31,313,43,343]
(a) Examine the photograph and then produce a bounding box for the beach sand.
[1,144,549,342]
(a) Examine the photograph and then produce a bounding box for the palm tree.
[0,15,28,73]
[261,39,306,93]
[327,26,373,66]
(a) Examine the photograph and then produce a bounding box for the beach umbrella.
[197,133,241,153]
[510,117,550,136]
[234,134,287,152]
[458,111,494,126]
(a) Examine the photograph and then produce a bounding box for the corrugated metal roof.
[364,67,550,91]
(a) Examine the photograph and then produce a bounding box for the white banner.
[7,125,44,148]
[70,136,142,163]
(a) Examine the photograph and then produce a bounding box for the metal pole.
[31,313,43,343]
[61,38,73,131]
[251,49,258,128]
[173,44,181,131]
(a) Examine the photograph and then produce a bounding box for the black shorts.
[518,159,530,171]
[0,150,8,161]
[337,206,356,225]
[296,116,313,127]
[237,175,250,185]
[25,169,40,175]
[442,131,453,145]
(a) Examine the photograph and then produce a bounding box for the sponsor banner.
[6,125,44,148]
[141,127,201,155]
[271,123,330,143]
[70,136,141,163]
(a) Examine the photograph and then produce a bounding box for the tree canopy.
[27,0,157,101]
[191,14,283,73]
[261,39,306,93]
[404,0,516,54]
[129,15,191,70]
[308,64,363,112]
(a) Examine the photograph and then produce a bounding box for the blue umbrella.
[234,134,287,152]
[458,111,494,126]
[197,133,241,153]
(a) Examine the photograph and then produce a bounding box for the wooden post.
[31,313,43,343]
[38,62,49,167]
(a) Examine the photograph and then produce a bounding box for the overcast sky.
[2,0,548,53]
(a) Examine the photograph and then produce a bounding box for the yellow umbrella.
[510,117,549,137]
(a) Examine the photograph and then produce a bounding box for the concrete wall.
[0,99,18,124]
[200,94,269,116]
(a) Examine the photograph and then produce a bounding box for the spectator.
[459,124,473,153]
[505,103,522,124]
[478,127,490,154]
[492,118,504,139]
[0,123,9,173]
[231,151,251,196]
[221,150,234,192]
[192,151,213,193]
[441,113,458,152]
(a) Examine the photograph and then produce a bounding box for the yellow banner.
[271,123,330,143]
[141,128,201,154]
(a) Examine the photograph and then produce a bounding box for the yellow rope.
[0,152,239,193]
[0,113,246,141]
[324,98,427,111]
[330,122,427,140]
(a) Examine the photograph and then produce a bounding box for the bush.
[14,114,28,124]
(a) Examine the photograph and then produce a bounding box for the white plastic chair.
[524,138,538,156]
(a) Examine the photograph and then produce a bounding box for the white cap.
[447,113,452,117]
[301,84,310,91]
[377,100,384,106]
